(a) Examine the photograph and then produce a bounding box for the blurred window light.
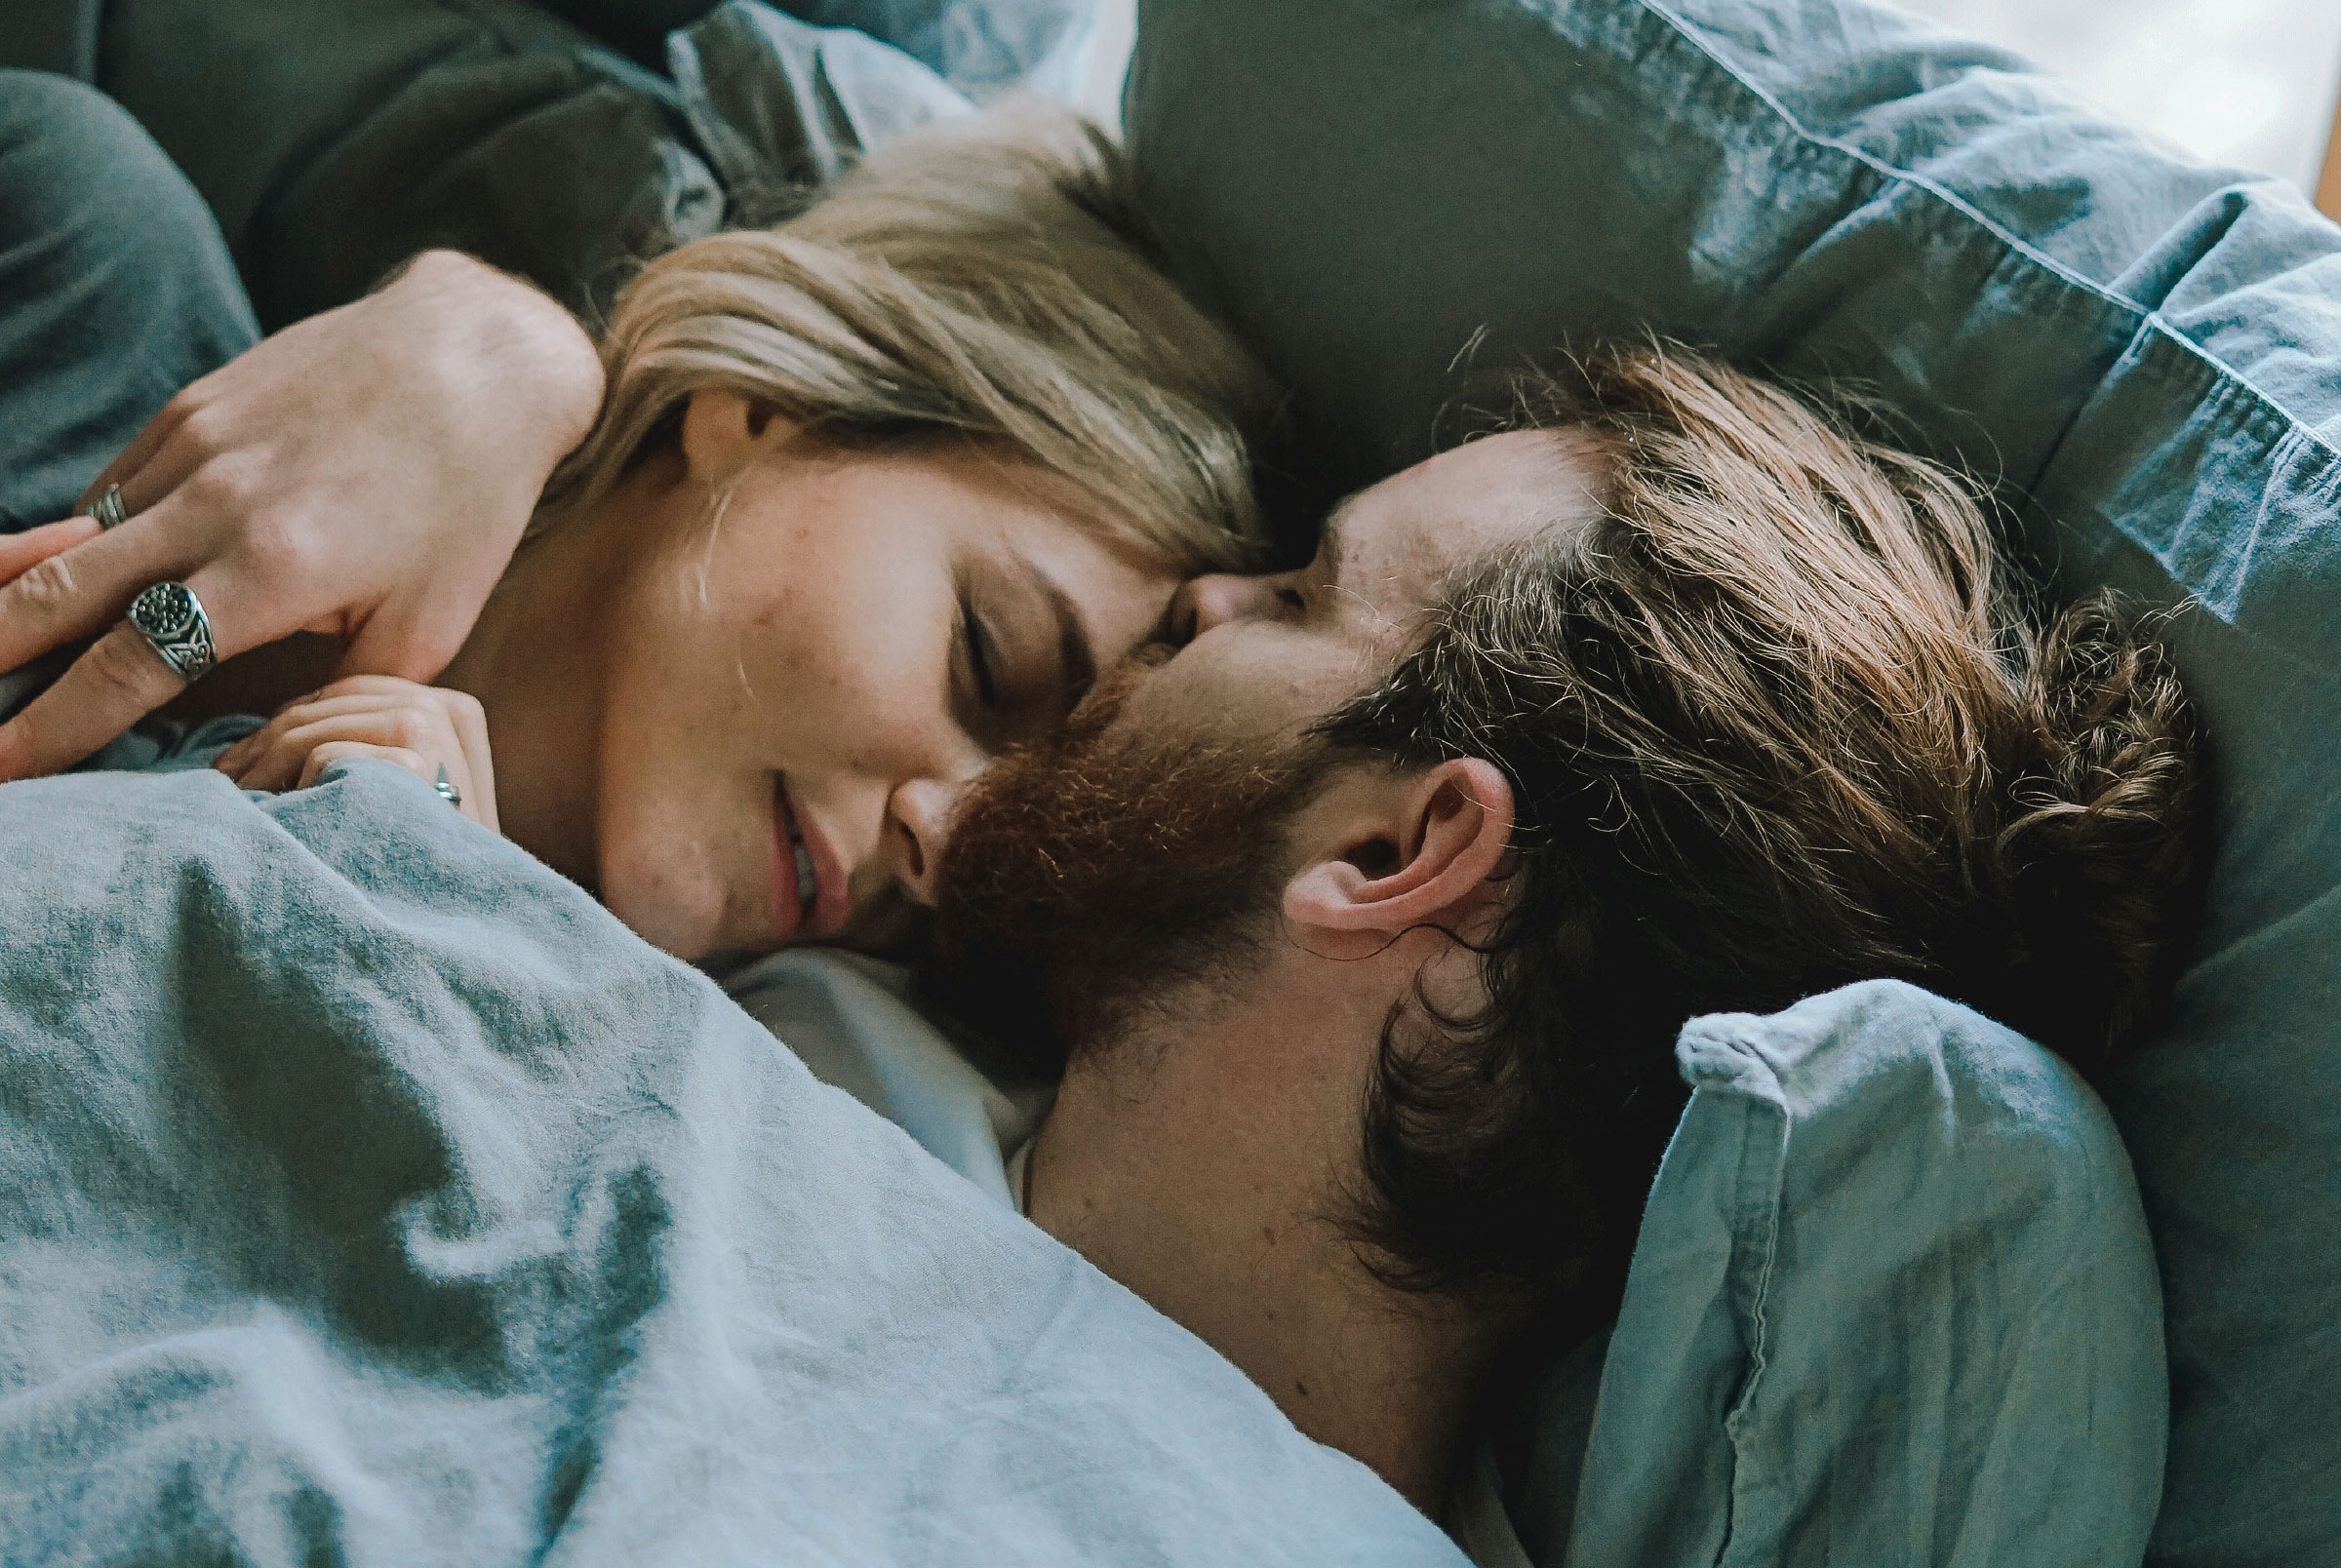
[1892,0,2341,200]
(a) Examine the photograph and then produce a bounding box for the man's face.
[1113,429,1606,754]
[922,430,1607,1055]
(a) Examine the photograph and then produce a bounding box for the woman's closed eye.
[954,588,1056,749]
[959,596,1002,710]
[952,553,1099,748]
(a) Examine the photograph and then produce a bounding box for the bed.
[3,1,2335,1563]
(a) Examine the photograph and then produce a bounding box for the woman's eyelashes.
[955,587,1047,749]
[953,558,1088,746]
[959,596,1001,709]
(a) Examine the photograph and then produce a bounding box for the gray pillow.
[1127,2,2341,1562]
[1531,981,2164,1567]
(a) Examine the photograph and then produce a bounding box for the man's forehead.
[1329,429,1605,606]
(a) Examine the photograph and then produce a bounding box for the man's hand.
[0,251,603,780]
[214,675,499,831]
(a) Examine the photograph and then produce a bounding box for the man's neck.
[1025,966,1502,1511]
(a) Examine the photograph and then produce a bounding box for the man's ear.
[1282,758,1515,960]
[679,387,786,485]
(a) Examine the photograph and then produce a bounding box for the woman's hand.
[214,676,499,831]
[0,250,603,781]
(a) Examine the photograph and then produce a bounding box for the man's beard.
[919,663,1328,1074]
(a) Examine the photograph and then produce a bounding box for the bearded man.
[918,345,2201,1516]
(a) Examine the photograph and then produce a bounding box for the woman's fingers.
[0,508,177,675]
[0,562,245,779]
[0,517,102,587]
[227,708,444,792]
[75,382,204,515]
[3,255,597,785]
[0,494,232,781]
[440,684,497,831]
[291,726,489,829]
[3,390,219,677]
[218,687,423,757]
[215,678,496,828]
[214,678,471,774]
[297,740,431,792]
[0,625,195,777]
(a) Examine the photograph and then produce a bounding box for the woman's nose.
[888,772,971,908]
[1168,571,1291,643]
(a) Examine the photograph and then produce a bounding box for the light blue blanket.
[1,751,2168,1565]
[0,761,1460,1566]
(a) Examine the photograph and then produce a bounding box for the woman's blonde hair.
[543,104,1278,572]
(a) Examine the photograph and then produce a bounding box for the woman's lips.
[772,776,853,943]
[770,782,803,942]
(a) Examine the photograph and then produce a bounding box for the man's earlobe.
[1282,758,1515,959]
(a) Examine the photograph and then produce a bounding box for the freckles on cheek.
[734,582,817,700]
[742,575,877,699]
[746,580,800,639]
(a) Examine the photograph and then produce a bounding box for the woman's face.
[593,392,1182,961]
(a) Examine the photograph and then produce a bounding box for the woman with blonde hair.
[0,72,1277,961]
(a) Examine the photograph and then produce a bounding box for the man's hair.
[1317,345,2202,1321]
[541,103,1277,574]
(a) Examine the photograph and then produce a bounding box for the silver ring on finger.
[125,580,218,684]
[433,764,462,810]
[84,484,130,530]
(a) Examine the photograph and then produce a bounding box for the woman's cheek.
[597,783,732,961]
